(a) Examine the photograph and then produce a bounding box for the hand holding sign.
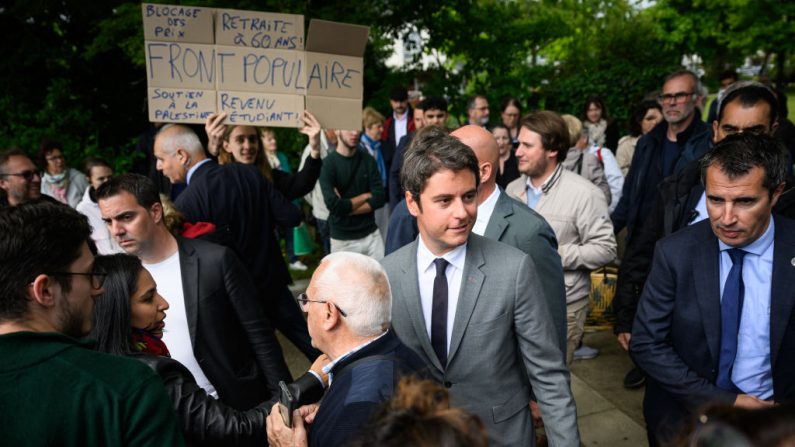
[143,5,368,130]
[205,112,228,156]
[299,110,322,158]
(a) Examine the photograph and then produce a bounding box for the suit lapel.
[177,238,200,344]
[399,239,444,372]
[448,236,485,363]
[483,191,511,241]
[693,224,722,365]
[770,220,795,368]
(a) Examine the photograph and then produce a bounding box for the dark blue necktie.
[717,248,747,392]
[431,258,449,367]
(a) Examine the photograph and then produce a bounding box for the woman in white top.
[76,157,123,255]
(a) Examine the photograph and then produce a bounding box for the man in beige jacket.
[506,111,616,364]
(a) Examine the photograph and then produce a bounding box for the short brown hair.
[400,125,480,207]
[521,111,570,162]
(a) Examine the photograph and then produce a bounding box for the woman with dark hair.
[581,96,620,152]
[90,254,326,446]
[491,124,520,188]
[616,100,663,176]
[37,139,88,207]
[500,97,522,147]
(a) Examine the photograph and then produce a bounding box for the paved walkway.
[283,280,649,446]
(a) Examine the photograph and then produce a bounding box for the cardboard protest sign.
[215,9,304,50]
[215,46,304,94]
[145,42,217,90]
[305,96,362,131]
[143,4,369,129]
[142,4,214,43]
[218,91,304,127]
[304,19,368,130]
[148,87,216,124]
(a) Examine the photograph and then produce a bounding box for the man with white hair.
[266,252,426,447]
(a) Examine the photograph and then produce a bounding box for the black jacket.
[175,161,302,296]
[388,132,414,210]
[611,116,710,237]
[271,156,322,201]
[175,236,292,410]
[132,353,268,447]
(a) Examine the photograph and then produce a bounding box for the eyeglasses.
[658,92,695,104]
[46,269,107,289]
[296,292,347,317]
[0,170,40,181]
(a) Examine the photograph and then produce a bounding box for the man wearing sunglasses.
[0,200,183,446]
[0,148,43,208]
[612,69,711,241]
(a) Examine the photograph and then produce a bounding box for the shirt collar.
[718,215,775,256]
[477,187,501,218]
[322,330,389,382]
[525,169,556,195]
[186,159,211,185]
[417,235,467,274]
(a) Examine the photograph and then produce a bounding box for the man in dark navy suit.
[631,133,795,445]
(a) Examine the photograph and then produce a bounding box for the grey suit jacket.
[484,191,567,355]
[382,234,579,447]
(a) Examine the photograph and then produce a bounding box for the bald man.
[385,125,566,354]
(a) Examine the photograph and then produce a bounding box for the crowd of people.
[2,68,795,447]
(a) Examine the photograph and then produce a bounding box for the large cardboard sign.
[215,9,304,50]
[142,4,214,43]
[304,19,368,130]
[215,46,304,94]
[143,4,368,129]
[148,87,216,123]
[218,91,305,127]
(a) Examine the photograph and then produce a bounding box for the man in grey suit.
[453,124,567,354]
[381,131,579,446]
[386,125,567,353]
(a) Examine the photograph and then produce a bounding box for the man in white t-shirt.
[97,173,292,410]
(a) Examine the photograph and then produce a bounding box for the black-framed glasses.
[296,292,347,317]
[0,170,40,181]
[658,91,695,104]
[46,270,107,289]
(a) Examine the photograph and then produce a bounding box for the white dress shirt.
[472,187,501,236]
[416,237,467,351]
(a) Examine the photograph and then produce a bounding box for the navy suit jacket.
[175,161,301,297]
[309,330,426,447]
[631,218,795,441]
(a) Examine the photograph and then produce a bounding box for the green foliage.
[543,8,681,130]
[1,0,791,171]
